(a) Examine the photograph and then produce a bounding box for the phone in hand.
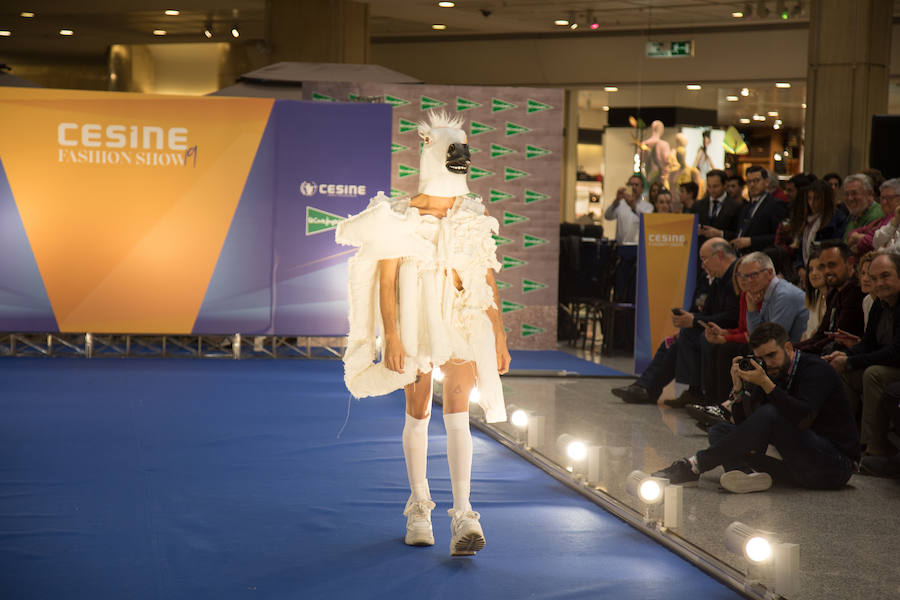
[696,319,710,329]
[671,308,685,315]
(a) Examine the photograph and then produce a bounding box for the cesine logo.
[299,180,368,198]
[300,181,318,197]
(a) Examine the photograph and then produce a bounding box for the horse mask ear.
[417,123,431,143]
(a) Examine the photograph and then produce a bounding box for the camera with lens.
[738,355,765,371]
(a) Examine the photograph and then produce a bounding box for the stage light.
[432,24,447,30]
[510,408,529,428]
[153,29,167,36]
[740,87,750,96]
[686,84,702,91]
[165,10,180,16]
[20,12,35,18]
[588,12,599,30]
[468,386,480,404]
[725,522,774,563]
[569,22,578,30]
[231,25,240,37]
[625,470,665,504]
[59,29,74,36]
[432,366,444,382]
[625,470,683,528]
[203,23,213,38]
[556,434,588,466]
[604,86,618,92]
[568,440,586,460]
[602,105,609,111]
[775,82,791,88]
[724,522,799,597]
[726,95,739,101]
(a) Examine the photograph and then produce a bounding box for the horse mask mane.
[417,111,471,197]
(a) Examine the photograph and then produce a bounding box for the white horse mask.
[417,111,471,198]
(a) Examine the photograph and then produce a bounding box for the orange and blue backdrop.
[634,214,698,374]
[0,87,391,335]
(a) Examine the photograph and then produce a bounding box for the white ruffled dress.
[335,192,507,423]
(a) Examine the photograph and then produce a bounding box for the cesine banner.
[0,87,391,335]
[633,214,698,374]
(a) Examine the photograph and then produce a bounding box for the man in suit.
[697,169,742,242]
[730,165,788,255]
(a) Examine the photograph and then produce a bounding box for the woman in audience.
[778,180,843,276]
[654,189,674,213]
[802,252,828,340]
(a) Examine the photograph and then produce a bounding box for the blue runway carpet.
[0,358,736,600]
[509,350,630,376]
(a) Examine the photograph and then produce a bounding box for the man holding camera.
[652,322,860,493]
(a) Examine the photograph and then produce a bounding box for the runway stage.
[0,358,738,599]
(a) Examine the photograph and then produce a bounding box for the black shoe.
[611,383,653,404]
[652,458,699,486]
[664,388,702,408]
[686,403,731,427]
[859,454,900,478]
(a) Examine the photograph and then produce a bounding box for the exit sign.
[646,40,694,58]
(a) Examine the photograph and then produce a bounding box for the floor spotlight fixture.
[724,521,799,597]
[625,470,682,528]
[556,433,587,472]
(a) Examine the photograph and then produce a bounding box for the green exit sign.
[646,40,694,58]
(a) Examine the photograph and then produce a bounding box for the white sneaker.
[448,508,486,556]
[403,498,435,546]
[720,470,773,493]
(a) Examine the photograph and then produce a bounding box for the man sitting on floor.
[611,237,739,406]
[652,322,860,493]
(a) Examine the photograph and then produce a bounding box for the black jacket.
[694,195,743,240]
[734,193,788,252]
[847,297,900,371]
[692,259,740,330]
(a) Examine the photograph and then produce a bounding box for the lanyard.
[784,350,801,390]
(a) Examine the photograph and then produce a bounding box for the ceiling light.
[554,19,569,26]
[438,1,455,6]
[775,82,791,88]
[686,84,702,90]
[602,105,609,111]
[732,11,744,18]
[0,30,10,37]
[20,12,35,18]
[740,87,750,96]
[431,23,447,30]
[231,24,240,37]
[773,123,781,130]
[164,10,180,16]
[588,12,599,29]
[801,102,807,108]
[740,118,751,124]
[203,23,213,38]
[726,95,739,101]
[604,86,618,92]
[569,22,578,30]
[59,29,74,36]
[753,114,766,121]
[768,111,778,116]
[153,29,167,36]
[777,0,789,19]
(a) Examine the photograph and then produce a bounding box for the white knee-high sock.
[402,413,431,501]
[443,411,473,513]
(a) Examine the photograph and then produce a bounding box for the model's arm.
[379,258,405,372]
[485,269,511,374]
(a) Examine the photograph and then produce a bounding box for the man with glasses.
[841,174,883,245]
[729,166,787,255]
[869,179,900,252]
[612,238,739,406]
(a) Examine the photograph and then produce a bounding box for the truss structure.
[0,333,347,360]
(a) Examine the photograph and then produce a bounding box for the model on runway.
[336,111,510,556]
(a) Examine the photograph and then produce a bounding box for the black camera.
[738,355,765,371]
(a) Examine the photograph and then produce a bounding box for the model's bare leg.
[402,371,435,546]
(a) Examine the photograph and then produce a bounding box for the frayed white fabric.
[335,192,507,423]
[443,411,473,513]
[402,413,430,498]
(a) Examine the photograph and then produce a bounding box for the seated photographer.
[859,381,900,477]
[653,322,860,493]
[611,238,739,406]
[794,240,865,355]
[825,251,900,457]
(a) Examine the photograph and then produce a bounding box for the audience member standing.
[696,169,742,242]
[825,252,900,457]
[731,166,788,255]
[679,181,699,213]
[604,174,652,245]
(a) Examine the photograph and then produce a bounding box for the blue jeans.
[635,327,703,401]
[696,403,854,489]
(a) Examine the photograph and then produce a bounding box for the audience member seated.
[871,178,900,251]
[696,169,742,242]
[794,240,865,355]
[825,252,900,458]
[780,180,846,272]
[604,174,653,245]
[802,252,828,340]
[847,178,900,256]
[859,381,900,477]
[730,166,788,255]
[694,251,808,422]
[611,238,739,407]
[652,322,860,493]
[858,251,877,328]
[841,174,883,244]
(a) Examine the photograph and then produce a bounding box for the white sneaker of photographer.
[403,498,436,546]
[720,470,772,493]
[448,508,486,556]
